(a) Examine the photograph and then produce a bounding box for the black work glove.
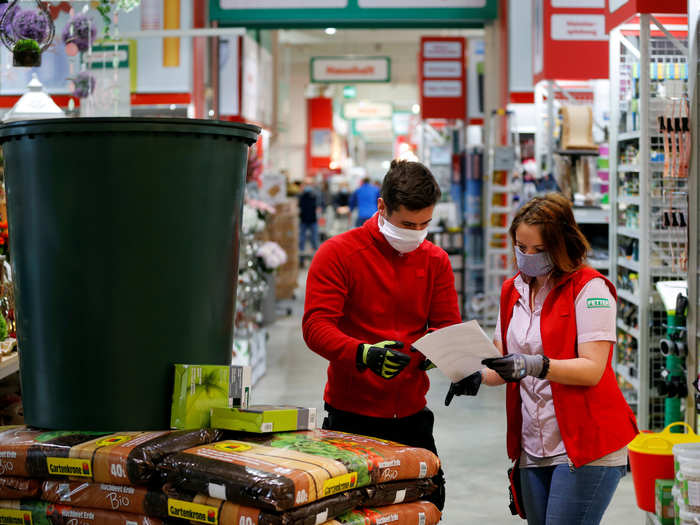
[482,354,545,382]
[410,346,436,371]
[445,371,482,406]
[356,341,410,380]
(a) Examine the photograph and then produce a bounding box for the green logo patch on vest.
[586,298,610,308]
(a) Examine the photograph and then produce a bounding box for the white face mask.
[378,214,428,254]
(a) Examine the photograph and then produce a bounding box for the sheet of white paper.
[411,320,501,382]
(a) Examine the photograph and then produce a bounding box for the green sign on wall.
[210,0,497,28]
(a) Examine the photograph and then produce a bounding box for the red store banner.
[532,0,609,83]
[605,0,686,33]
[418,37,467,120]
[306,97,334,174]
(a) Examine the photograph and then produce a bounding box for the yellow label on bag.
[322,472,359,497]
[94,435,132,448]
[46,457,92,477]
[167,499,218,524]
[0,509,32,525]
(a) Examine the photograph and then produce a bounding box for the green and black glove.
[357,341,410,380]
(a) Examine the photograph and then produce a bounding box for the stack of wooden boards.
[0,427,441,525]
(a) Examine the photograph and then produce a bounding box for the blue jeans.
[299,222,319,252]
[520,464,626,525]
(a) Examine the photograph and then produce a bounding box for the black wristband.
[538,355,550,379]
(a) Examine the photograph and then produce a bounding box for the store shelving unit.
[462,147,485,322]
[483,110,518,326]
[534,81,612,276]
[610,14,689,430]
[688,5,699,430]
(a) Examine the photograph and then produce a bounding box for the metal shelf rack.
[688,5,699,430]
[610,14,690,430]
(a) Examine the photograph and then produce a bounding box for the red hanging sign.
[306,97,334,174]
[605,0,686,33]
[418,37,467,120]
[532,0,609,83]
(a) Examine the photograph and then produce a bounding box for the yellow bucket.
[629,422,700,512]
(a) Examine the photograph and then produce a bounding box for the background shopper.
[447,193,638,525]
[298,177,321,256]
[349,177,380,227]
[303,160,473,510]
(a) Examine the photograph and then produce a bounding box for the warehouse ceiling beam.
[619,35,641,60]
[649,15,688,56]
[118,27,246,39]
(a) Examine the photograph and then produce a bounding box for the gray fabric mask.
[515,245,553,277]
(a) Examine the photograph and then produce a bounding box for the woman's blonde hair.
[509,193,590,279]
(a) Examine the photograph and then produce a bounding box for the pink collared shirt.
[494,274,616,459]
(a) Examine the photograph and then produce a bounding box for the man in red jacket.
[303,160,481,510]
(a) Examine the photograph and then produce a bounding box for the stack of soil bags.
[0,426,220,524]
[157,429,442,524]
[0,428,441,524]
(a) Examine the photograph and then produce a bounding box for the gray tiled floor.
[252,273,646,524]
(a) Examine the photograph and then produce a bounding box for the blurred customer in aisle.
[332,181,352,234]
[298,177,321,262]
[446,193,638,525]
[303,160,478,510]
[349,177,380,227]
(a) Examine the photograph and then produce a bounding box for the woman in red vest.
[449,193,638,524]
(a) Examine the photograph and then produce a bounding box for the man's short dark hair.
[380,160,441,214]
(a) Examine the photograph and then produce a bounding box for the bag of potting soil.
[0,428,107,478]
[0,477,41,499]
[161,478,436,525]
[163,489,362,525]
[0,499,166,525]
[361,479,436,508]
[158,430,440,511]
[321,501,441,525]
[0,427,221,484]
[41,481,168,516]
[247,430,440,484]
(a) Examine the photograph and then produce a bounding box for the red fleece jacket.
[302,214,461,418]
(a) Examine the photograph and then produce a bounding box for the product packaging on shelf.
[210,405,316,433]
[171,364,252,430]
[321,500,441,525]
[158,430,440,511]
[0,427,221,485]
[0,499,164,525]
[655,478,675,524]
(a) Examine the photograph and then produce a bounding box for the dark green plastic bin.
[0,118,260,430]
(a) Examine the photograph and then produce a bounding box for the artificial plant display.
[0,0,54,68]
[69,71,96,99]
[62,11,96,55]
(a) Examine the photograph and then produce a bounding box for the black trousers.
[322,403,446,510]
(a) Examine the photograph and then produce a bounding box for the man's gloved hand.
[357,341,410,380]
[444,371,482,406]
[410,346,436,371]
[481,354,545,382]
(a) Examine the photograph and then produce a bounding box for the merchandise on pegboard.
[610,13,690,430]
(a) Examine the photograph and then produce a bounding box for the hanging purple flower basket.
[70,71,96,99]
[62,13,96,53]
[12,9,49,42]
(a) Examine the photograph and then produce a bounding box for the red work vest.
[499,266,639,467]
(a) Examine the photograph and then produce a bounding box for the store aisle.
[253,272,645,524]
